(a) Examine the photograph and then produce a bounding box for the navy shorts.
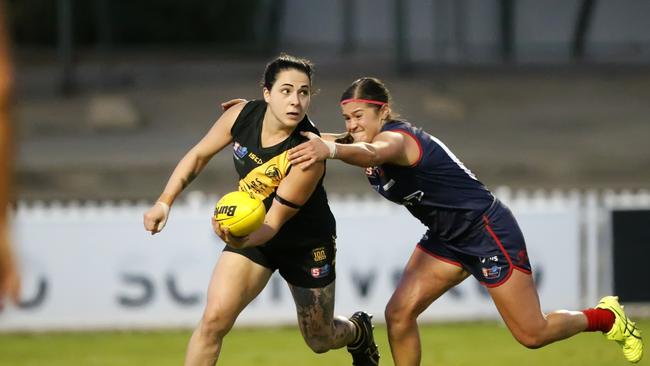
[223,237,336,289]
[418,199,532,287]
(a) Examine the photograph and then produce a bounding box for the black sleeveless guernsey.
[229,100,336,245]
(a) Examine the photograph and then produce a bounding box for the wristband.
[155,201,170,231]
[156,201,170,215]
[323,140,337,159]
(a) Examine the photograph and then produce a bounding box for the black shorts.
[223,236,336,288]
[418,199,532,287]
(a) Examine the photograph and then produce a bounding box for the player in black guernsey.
[144,56,379,366]
[227,99,335,245]
[288,77,643,365]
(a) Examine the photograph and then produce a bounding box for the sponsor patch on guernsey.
[310,264,331,278]
[233,141,248,159]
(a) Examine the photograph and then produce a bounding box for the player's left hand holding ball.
[211,217,248,248]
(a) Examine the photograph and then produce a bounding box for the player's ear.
[263,87,271,103]
[380,105,390,121]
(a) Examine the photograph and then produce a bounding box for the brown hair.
[261,53,314,90]
[336,77,395,144]
[340,77,393,119]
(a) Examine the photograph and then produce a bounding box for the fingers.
[298,159,315,170]
[288,142,307,156]
[212,217,223,236]
[154,216,167,233]
[288,142,312,163]
[212,218,232,243]
[144,214,161,234]
[143,202,169,235]
[150,221,160,235]
[222,227,233,241]
[290,154,315,170]
[221,98,247,111]
[143,215,156,233]
[211,218,247,247]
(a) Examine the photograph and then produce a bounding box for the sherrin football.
[213,191,266,237]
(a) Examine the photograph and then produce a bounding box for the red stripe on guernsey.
[390,130,423,167]
[416,243,463,268]
[481,216,515,288]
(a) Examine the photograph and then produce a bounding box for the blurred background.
[7,0,650,201]
[1,1,650,365]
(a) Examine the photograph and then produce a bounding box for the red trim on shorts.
[481,216,515,288]
[416,243,463,268]
[390,130,422,167]
[514,265,532,275]
[480,266,532,287]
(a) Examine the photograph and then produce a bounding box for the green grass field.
[0,320,648,366]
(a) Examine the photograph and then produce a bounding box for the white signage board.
[0,198,580,331]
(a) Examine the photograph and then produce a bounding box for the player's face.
[341,102,385,143]
[263,69,311,128]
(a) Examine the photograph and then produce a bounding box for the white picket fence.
[1,188,648,331]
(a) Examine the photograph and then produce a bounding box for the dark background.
[4,0,650,201]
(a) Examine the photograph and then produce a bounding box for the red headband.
[340,98,387,106]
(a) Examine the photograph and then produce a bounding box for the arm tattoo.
[181,171,198,189]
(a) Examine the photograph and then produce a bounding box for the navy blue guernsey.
[366,120,494,242]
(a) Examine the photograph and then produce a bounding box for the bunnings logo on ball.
[215,205,237,217]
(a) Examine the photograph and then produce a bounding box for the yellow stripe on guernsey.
[238,151,291,201]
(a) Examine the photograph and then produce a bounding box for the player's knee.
[513,331,545,349]
[384,302,399,325]
[384,299,412,327]
[199,311,235,341]
[303,335,332,354]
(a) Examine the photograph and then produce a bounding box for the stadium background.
[2,1,650,365]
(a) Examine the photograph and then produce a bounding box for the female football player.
[143,56,379,366]
[287,76,643,365]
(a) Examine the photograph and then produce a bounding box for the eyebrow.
[279,83,310,88]
[343,109,364,118]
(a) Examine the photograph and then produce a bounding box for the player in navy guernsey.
[365,119,494,243]
[288,77,643,365]
[144,56,379,366]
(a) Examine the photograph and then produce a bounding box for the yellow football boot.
[596,296,643,363]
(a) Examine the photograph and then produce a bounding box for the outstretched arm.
[288,131,415,169]
[143,101,246,235]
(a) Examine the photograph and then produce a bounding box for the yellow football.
[213,191,266,237]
